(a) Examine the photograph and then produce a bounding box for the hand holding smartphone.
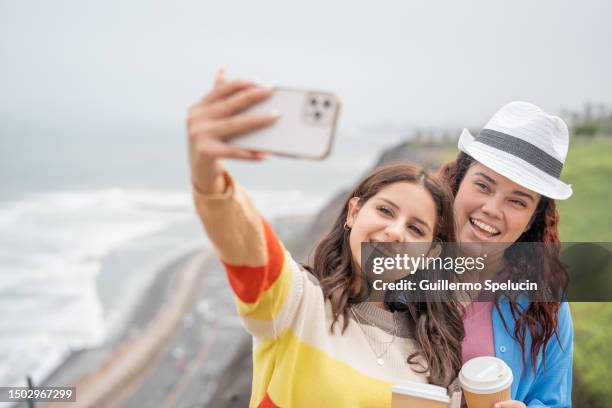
[187,70,341,194]
[229,87,341,160]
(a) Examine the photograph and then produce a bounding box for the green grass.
[557,138,612,241]
[555,138,612,406]
[572,303,612,406]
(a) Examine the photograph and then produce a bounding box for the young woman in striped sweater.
[187,70,464,407]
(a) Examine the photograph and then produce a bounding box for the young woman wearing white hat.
[440,101,574,408]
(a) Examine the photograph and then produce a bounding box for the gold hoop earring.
[343,221,351,231]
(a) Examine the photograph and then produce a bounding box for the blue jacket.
[493,299,574,407]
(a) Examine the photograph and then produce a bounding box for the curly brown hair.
[305,163,464,386]
[439,152,569,370]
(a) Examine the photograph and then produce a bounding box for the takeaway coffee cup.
[459,356,513,408]
[391,380,450,408]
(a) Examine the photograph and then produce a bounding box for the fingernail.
[268,109,280,119]
[217,66,226,80]
[249,151,267,160]
[254,77,274,90]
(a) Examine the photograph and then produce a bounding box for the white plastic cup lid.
[459,356,513,394]
[391,380,450,403]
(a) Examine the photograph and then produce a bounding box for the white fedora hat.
[458,101,572,200]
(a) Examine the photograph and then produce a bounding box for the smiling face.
[454,163,540,244]
[346,181,437,270]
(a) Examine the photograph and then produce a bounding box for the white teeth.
[470,218,499,235]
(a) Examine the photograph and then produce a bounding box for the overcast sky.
[1,0,611,131]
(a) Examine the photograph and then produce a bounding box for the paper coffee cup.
[391,380,450,408]
[459,356,513,408]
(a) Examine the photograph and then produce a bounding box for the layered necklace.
[350,305,398,366]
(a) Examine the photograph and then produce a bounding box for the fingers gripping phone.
[230,87,341,160]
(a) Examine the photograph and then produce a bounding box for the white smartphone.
[229,87,341,160]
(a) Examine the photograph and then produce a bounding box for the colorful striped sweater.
[193,173,460,408]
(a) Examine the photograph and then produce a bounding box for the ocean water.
[0,120,410,388]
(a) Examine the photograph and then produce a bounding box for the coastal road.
[119,256,250,408]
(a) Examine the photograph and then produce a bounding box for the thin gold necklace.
[350,306,398,366]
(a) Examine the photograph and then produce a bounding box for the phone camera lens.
[314,111,321,120]
[310,98,317,106]
[323,100,331,108]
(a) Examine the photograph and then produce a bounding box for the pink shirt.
[461,302,496,408]
[462,302,495,363]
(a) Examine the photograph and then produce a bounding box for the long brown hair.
[306,163,464,386]
[439,152,568,370]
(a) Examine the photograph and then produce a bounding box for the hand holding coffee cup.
[391,381,450,408]
[459,356,513,408]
